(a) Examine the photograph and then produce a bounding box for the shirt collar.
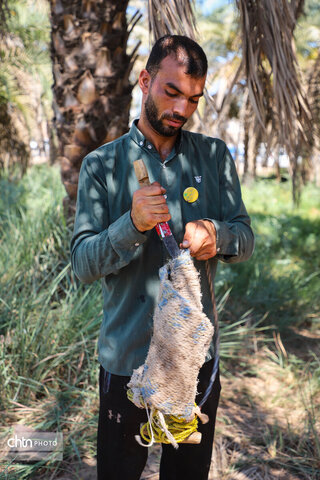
[129,118,183,153]
[129,119,147,147]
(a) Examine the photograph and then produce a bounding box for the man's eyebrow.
[165,82,203,98]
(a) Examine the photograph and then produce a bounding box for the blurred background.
[0,1,319,479]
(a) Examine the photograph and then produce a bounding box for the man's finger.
[138,194,167,205]
[194,253,211,261]
[181,220,217,259]
[137,183,166,197]
[181,222,195,245]
[189,238,206,256]
[180,239,190,249]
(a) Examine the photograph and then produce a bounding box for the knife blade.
[155,222,181,258]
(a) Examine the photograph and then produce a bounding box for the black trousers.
[97,358,221,480]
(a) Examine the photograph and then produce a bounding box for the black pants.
[97,359,221,480]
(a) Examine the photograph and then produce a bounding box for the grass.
[0,165,319,479]
[0,165,102,478]
[216,177,320,331]
[211,176,320,480]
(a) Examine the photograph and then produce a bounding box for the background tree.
[308,49,320,186]
[235,0,315,202]
[49,0,142,215]
[193,0,319,200]
[49,0,199,215]
[0,0,9,35]
[0,0,51,177]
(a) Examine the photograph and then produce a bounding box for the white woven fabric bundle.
[128,250,214,422]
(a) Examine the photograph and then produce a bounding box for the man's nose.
[173,98,189,118]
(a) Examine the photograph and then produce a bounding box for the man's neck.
[137,117,178,162]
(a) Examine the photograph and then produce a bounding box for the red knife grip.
[155,222,173,238]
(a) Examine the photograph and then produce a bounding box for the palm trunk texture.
[49,0,138,214]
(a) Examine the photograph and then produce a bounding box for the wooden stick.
[180,432,202,444]
[133,159,151,187]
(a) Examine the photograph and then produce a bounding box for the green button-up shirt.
[71,120,254,375]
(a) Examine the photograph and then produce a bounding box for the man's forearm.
[71,211,147,284]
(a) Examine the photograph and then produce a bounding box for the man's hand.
[180,220,217,260]
[131,181,171,232]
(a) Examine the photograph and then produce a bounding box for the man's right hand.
[131,181,171,232]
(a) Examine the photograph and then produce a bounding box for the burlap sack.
[128,250,214,421]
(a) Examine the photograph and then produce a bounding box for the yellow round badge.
[183,187,199,203]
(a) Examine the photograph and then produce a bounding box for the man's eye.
[165,90,177,97]
[189,99,199,104]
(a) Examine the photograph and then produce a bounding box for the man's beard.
[144,93,187,137]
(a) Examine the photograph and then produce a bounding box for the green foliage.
[0,0,52,120]
[216,178,320,331]
[296,0,320,61]
[196,3,238,67]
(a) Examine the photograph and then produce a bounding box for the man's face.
[143,55,206,137]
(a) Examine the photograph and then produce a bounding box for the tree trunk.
[48,119,59,165]
[49,0,138,215]
[290,153,301,206]
[0,103,30,178]
[243,98,255,182]
[274,145,281,182]
[313,148,320,187]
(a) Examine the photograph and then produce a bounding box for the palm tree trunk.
[243,97,255,182]
[291,155,301,206]
[49,0,139,215]
[308,48,320,187]
[274,145,281,182]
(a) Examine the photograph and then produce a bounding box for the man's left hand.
[180,220,217,260]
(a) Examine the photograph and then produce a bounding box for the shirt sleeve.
[206,143,254,263]
[70,152,148,284]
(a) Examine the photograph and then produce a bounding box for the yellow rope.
[127,389,199,445]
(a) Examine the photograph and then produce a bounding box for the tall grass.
[0,166,102,478]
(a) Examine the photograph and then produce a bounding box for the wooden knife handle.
[180,432,202,444]
[133,159,151,188]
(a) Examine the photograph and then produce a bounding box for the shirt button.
[147,144,152,150]
[135,242,140,247]
[139,141,143,146]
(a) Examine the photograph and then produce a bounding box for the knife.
[133,159,181,259]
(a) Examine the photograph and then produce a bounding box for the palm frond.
[236,0,314,157]
[147,0,197,44]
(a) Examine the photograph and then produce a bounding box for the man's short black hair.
[146,35,208,79]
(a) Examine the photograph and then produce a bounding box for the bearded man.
[71,35,254,480]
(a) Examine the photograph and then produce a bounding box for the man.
[71,35,254,480]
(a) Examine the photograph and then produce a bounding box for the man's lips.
[166,118,184,127]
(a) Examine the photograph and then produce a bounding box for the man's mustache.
[162,113,187,123]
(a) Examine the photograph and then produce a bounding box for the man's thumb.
[181,239,190,248]
[180,222,194,249]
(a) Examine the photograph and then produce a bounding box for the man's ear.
[138,69,151,95]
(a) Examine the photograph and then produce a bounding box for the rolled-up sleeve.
[207,145,254,263]
[70,152,147,284]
